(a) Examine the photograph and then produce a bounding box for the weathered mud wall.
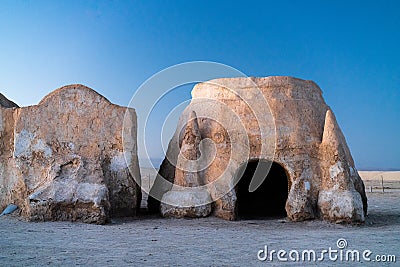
[154,76,367,223]
[0,85,141,224]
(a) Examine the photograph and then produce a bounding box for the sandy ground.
[359,171,400,193]
[0,172,399,266]
[359,171,400,181]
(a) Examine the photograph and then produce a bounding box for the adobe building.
[0,85,141,224]
[150,76,367,223]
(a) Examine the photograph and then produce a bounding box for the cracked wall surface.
[151,76,367,223]
[0,85,140,224]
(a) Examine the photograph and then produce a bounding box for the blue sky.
[0,1,399,170]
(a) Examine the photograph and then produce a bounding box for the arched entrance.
[235,160,289,219]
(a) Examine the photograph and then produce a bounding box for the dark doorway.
[235,161,289,219]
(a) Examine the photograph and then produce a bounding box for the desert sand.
[359,171,400,193]
[0,170,398,266]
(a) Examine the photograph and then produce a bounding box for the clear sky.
[0,1,399,170]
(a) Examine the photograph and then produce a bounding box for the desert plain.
[0,169,399,266]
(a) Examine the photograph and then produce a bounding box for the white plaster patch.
[28,190,43,201]
[329,161,344,179]
[318,189,364,222]
[76,183,108,206]
[349,166,357,176]
[33,139,52,157]
[13,129,35,158]
[161,187,212,216]
[68,142,75,150]
[304,181,310,191]
[110,152,131,172]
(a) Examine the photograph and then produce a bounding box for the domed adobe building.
[150,76,367,223]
